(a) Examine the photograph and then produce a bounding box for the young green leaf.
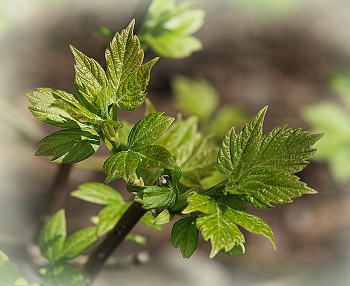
[172,76,219,120]
[176,136,217,188]
[39,209,66,262]
[26,88,82,129]
[96,202,132,237]
[125,233,147,246]
[60,227,98,260]
[139,0,205,58]
[0,250,21,285]
[140,211,163,231]
[71,182,124,205]
[127,112,174,151]
[137,145,174,170]
[44,262,85,286]
[153,209,175,225]
[35,127,100,164]
[183,192,275,258]
[217,106,322,207]
[103,151,139,182]
[70,45,108,115]
[134,186,176,210]
[171,217,199,258]
[106,20,158,111]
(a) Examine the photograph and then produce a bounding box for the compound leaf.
[71,182,123,205]
[127,112,174,151]
[39,209,66,262]
[35,127,100,164]
[171,217,199,258]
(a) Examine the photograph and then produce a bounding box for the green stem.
[82,201,147,284]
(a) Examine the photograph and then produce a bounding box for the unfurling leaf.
[217,106,322,207]
[35,127,100,164]
[171,217,199,258]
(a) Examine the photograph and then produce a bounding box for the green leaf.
[70,45,108,115]
[137,145,174,170]
[139,0,205,58]
[35,127,100,164]
[176,136,217,188]
[302,102,350,183]
[134,186,176,210]
[96,202,131,237]
[183,192,275,258]
[44,262,85,286]
[153,209,175,225]
[0,250,21,285]
[171,217,199,258]
[156,115,198,154]
[39,209,66,262]
[60,227,98,260]
[71,182,124,205]
[217,106,322,207]
[172,76,219,120]
[125,233,147,246]
[26,88,82,129]
[140,211,163,231]
[217,106,266,176]
[127,112,174,151]
[105,19,158,111]
[103,151,139,182]
[221,243,245,256]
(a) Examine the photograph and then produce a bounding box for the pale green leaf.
[71,182,124,205]
[97,202,132,237]
[125,233,147,246]
[172,76,219,120]
[140,211,163,231]
[103,151,139,182]
[60,227,98,260]
[39,209,66,262]
[127,112,174,151]
[182,191,217,215]
[26,88,82,129]
[44,262,85,286]
[153,209,175,225]
[35,127,100,164]
[0,250,21,285]
[156,115,198,155]
[171,217,199,258]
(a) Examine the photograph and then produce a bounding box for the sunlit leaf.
[71,182,124,205]
[35,127,100,164]
[103,151,139,182]
[135,186,176,210]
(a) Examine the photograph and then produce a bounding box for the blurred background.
[1,0,350,285]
